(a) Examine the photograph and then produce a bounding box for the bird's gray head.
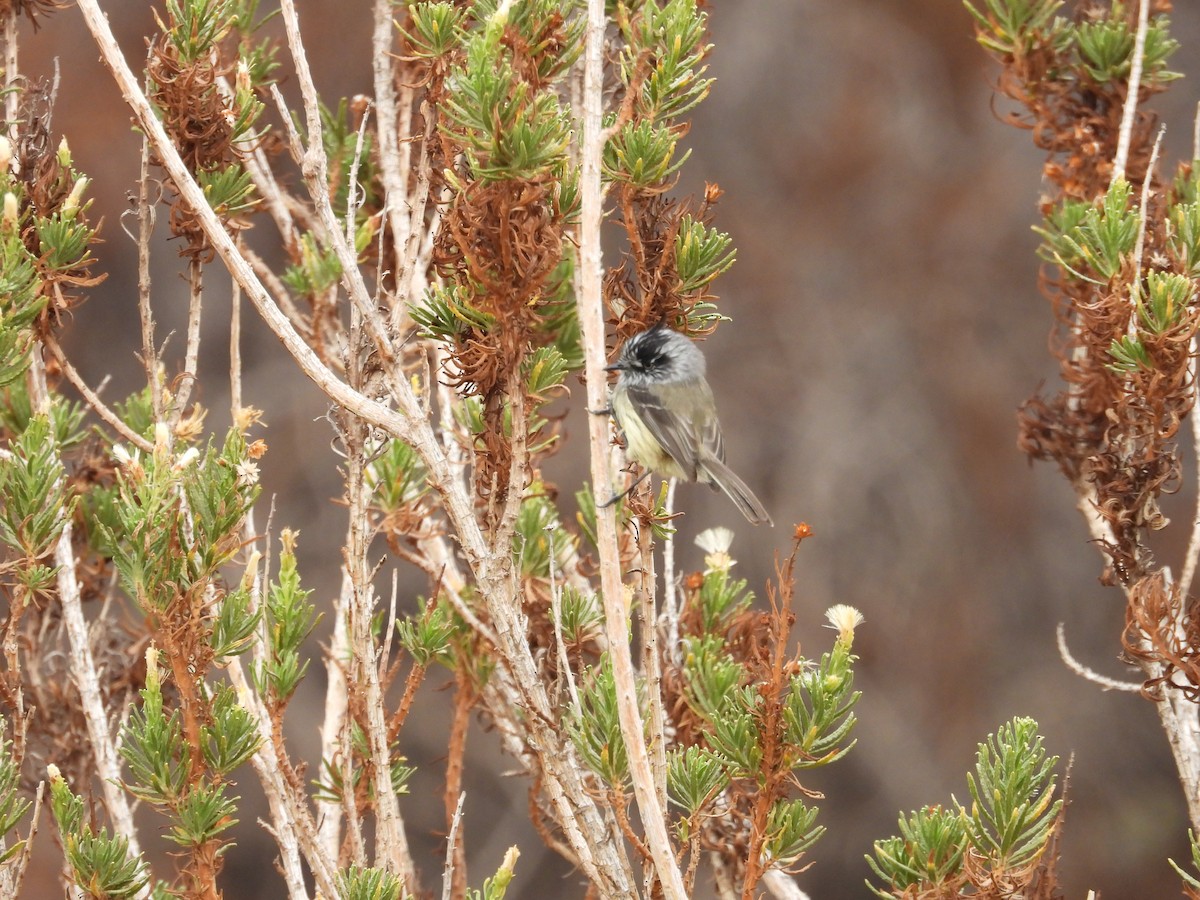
[609,326,705,386]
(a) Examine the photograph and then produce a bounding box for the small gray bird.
[605,325,772,526]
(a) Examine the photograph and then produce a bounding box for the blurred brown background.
[20,0,1200,897]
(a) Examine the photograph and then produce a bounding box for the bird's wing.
[626,380,722,480]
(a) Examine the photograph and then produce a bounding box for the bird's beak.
[604,361,622,372]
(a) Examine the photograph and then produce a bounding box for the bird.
[604,325,772,525]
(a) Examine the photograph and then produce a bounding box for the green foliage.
[97,449,187,609]
[227,0,280,84]
[314,97,380,213]
[1107,333,1152,374]
[1045,177,1138,282]
[312,722,414,804]
[465,846,520,900]
[569,663,632,786]
[556,585,602,646]
[1168,199,1200,277]
[401,1,466,58]
[1074,6,1181,85]
[162,0,234,63]
[1033,197,1090,266]
[474,0,583,82]
[622,0,712,122]
[783,640,860,768]
[35,206,98,274]
[574,481,602,549]
[681,634,746,723]
[0,416,74,581]
[537,255,583,360]
[282,231,346,296]
[1137,270,1192,335]
[963,0,1067,57]
[367,438,430,512]
[120,653,188,804]
[674,215,735,294]
[200,683,262,776]
[765,797,824,867]
[866,806,968,898]
[1169,829,1200,890]
[336,865,405,900]
[966,716,1062,872]
[111,386,158,441]
[0,723,30,866]
[523,345,570,401]
[867,717,1062,898]
[603,119,691,188]
[166,780,239,847]
[0,384,86,449]
[48,767,150,900]
[0,229,43,333]
[98,429,256,611]
[396,598,458,667]
[694,568,753,632]
[210,584,261,660]
[0,325,35,388]
[255,532,320,706]
[666,745,729,818]
[199,163,259,219]
[513,489,574,579]
[409,283,497,342]
[186,430,260,571]
[439,16,576,181]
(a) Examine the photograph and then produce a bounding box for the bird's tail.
[701,454,773,526]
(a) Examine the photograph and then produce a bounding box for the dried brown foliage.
[1123,571,1200,698]
[985,1,1193,585]
[145,15,258,261]
[0,0,62,29]
[13,86,106,321]
[606,187,724,340]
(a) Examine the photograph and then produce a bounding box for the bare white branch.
[1112,0,1151,185]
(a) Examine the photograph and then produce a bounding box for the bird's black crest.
[622,325,675,374]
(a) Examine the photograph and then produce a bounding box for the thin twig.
[316,569,352,862]
[216,74,299,252]
[273,4,407,398]
[548,527,582,712]
[231,248,243,418]
[240,242,312,339]
[661,478,680,664]
[1127,124,1166,339]
[225,518,314,898]
[372,0,408,279]
[134,133,164,424]
[342,381,417,889]
[396,100,437,330]
[171,258,205,430]
[43,334,154,453]
[636,521,668,813]
[441,792,467,900]
[1111,0,1151,185]
[1180,333,1200,601]
[2,14,16,142]
[1055,623,1141,692]
[1193,101,1200,163]
[225,662,324,899]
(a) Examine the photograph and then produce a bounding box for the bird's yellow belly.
[612,390,690,480]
